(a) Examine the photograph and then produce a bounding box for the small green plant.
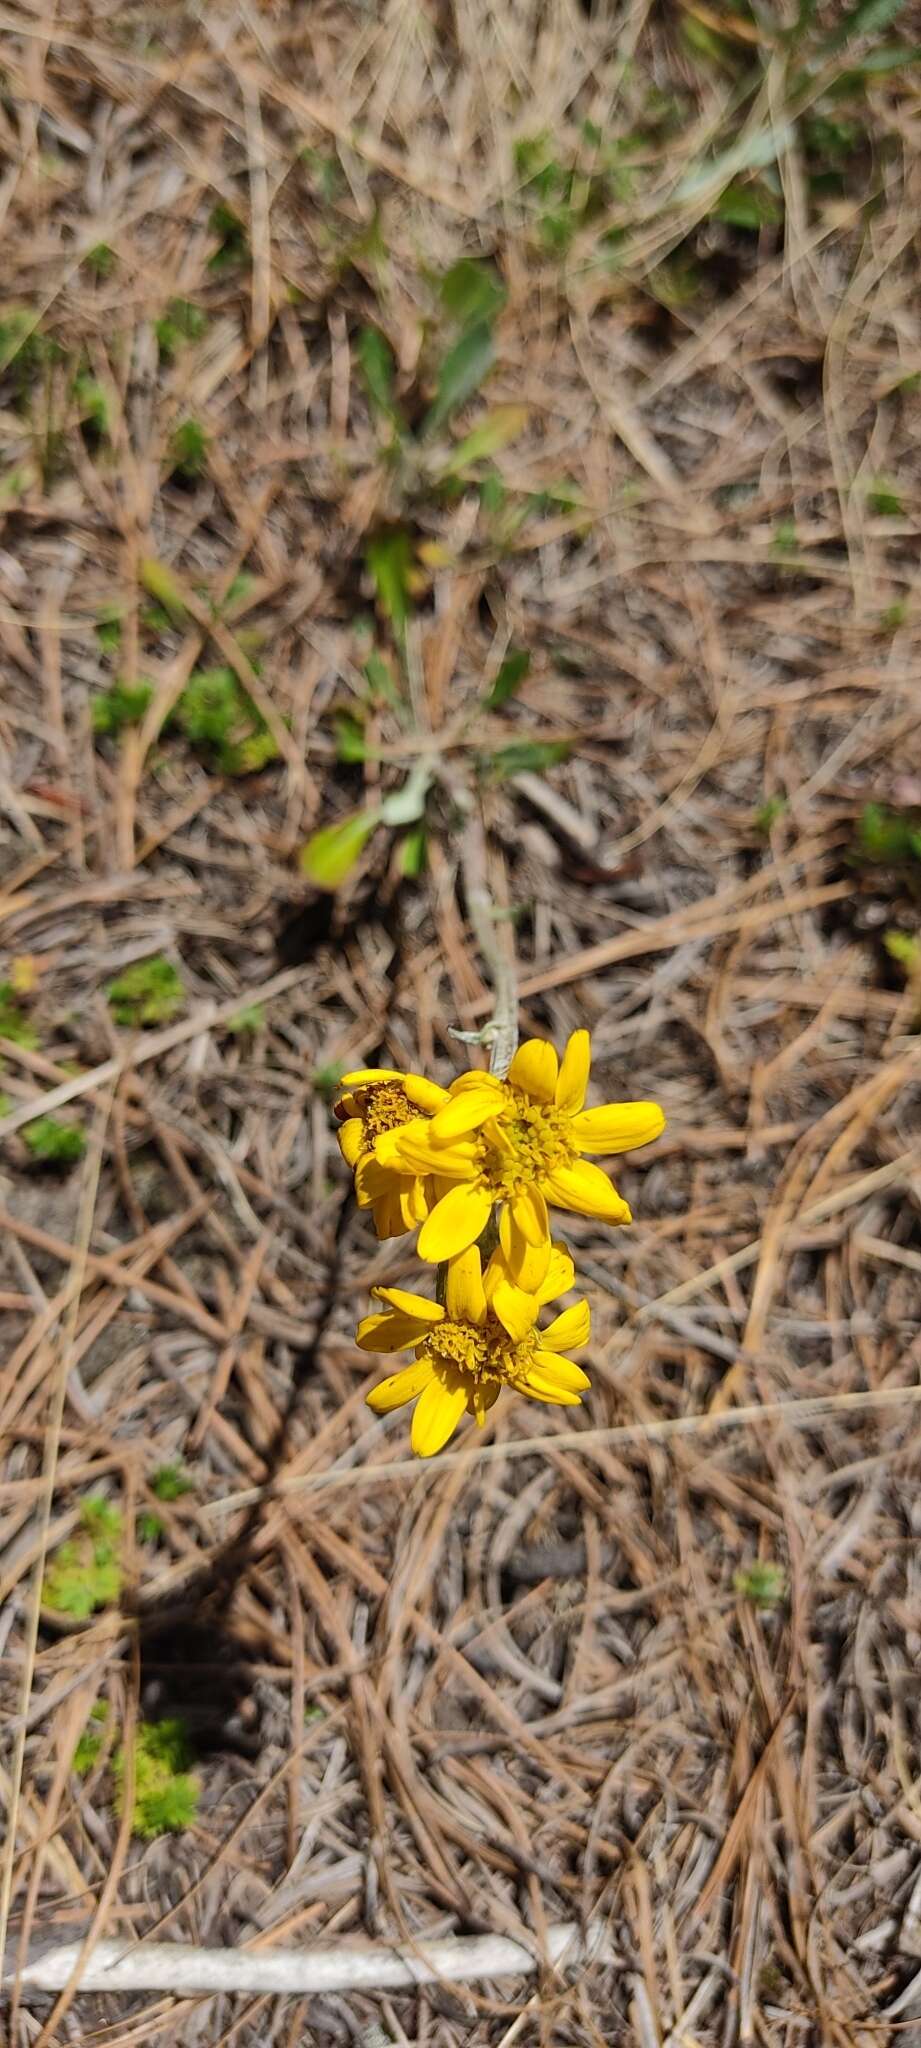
[170,418,208,479]
[137,1511,164,1544]
[107,956,186,1028]
[734,1560,786,1609]
[151,1462,193,1502]
[43,1497,123,1620]
[92,680,154,736]
[484,649,531,710]
[0,981,38,1048]
[856,803,921,865]
[95,603,123,653]
[225,1004,265,1036]
[174,667,279,775]
[23,1116,86,1165]
[74,1702,109,1774]
[754,794,788,834]
[885,930,921,973]
[208,201,248,271]
[115,1717,200,1838]
[84,242,116,278]
[154,298,208,356]
[482,739,571,781]
[73,372,110,436]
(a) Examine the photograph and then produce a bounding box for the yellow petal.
[570,1102,666,1154]
[499,1202,552,1288]
[356,1311,429,1351]
[372,1286,443,1322]
[510,1185,549,1248]
[539,1301,591,1352]
[430,1087,504,1145]
[372,1190,412,1238]
[411,1377,468,1456]
[336,1092,358,1118]
[537,1243,576,1305]
[530,1350,591,1392]
[418,1182,494,1263]
[487,1275,539,1342]
[341,1068,403,1086]
[366,1358,435,1413]
[555,1030,591,1113]
[449,1070,504,1094]
[445,1245,487,1324]
[403,1074,451,1113]
[337,1118,364,1168]
[520,1375,582,1407]
[508,1038,559,1103]
[380,1122,478,1180]
[543,1160,632,1224]
[405,1176,431,1224]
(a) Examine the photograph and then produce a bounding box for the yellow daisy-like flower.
[359,1243,590,1456]
[375,1031,665,1284]
[335,1068,449,1239]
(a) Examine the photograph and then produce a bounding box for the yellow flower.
[375,1031,664,1284]
[359,1244,591,1456]
[335,1068,449,1239]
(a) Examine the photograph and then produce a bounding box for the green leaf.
[440,404,528,474]
[866,480,903,516]
[363,651,402,708]
[821,0,905,51]
[439,258,505,331]
[733,1561,786,1609]
[379,759,433,827]
[713,180,784,229]
[23,1117,86,1164]
[357,326,402,426]
[486,739,571,779]
[885,929,920,971]
[299,810,380,889]
[398,823,427,876]
[484,648,531,709]
[366,530,414,638]
[423,322,495,438]
[334,712,369,762]
[115,1718,199,1838]
[753,794,788,834]
[139,557,187,624]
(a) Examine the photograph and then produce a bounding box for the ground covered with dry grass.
[2,0,921,2042]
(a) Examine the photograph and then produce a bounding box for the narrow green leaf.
[299,811,380,889]
[357,326,401,425]
[713,180,784,229]
[484,648,531,709]
[398,823,427,876]
[441,404,528,474]
[423,322,495,438]
[822,0,905,50]
[334,712,369,762]
[366,530,414,638]
[439,259,505,331]
[487,739,571,779]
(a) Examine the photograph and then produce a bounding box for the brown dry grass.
[2,0,921,2042]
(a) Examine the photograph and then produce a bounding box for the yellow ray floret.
[376,1031,664,1282]
[359,1244,591,1456]
[334,1067,449,1240]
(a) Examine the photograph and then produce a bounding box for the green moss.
[92,680,154,736]
[74,1702,109,1774]
[23,1116,86,1164]
[151,1462,193,1501]
[174,667,279,776]
[0,981,38,1048]
[170,418,208,479]
[43,1497,123,1619]
[154,298,208,356]
[107,956,185,1028]
[115,1718,200,1837]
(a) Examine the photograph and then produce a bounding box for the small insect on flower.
[335,1067,450,1239]
[359,1243,590,1456]
[374,1031,664,1284]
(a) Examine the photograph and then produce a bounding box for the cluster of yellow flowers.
[335,1033,665,1457]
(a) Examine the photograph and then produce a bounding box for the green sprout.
[74,1702,109,1774]
[151,1462,193,1502]
[154,298,208,357]
[107,956,186,1028]
[170,418,208,479]
[734,1560,786,1609]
